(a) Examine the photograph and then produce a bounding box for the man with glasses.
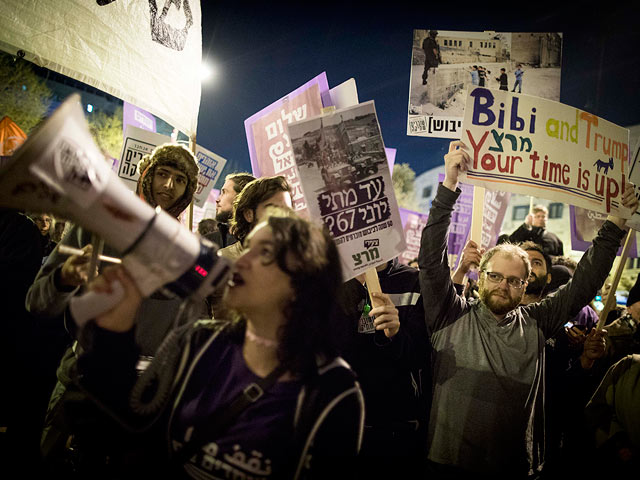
[418,141,638,478]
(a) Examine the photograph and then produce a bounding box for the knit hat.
[627,275,640,307]
[136,143,199,218]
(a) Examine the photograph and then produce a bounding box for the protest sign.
[625,138,640,230]
[408,30,562,139]
[398,208,429,265]
[289,101,405,280]
[461,87,631,218]
[193,145,227,208]
[244,73,330,216]
[0,0,201,136]
[123,102,156,135]
[480,189,511,250]
[118,125,170,190]
[570,205,637,256]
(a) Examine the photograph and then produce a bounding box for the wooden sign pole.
[596,229,635,330]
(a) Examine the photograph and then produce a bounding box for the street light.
[200,61,217,83]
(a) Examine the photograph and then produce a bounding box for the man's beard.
[215,209,232,224]
[479,286,522,315]
[525,274,547,296]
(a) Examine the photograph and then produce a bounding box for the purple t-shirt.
[172,337,303,479]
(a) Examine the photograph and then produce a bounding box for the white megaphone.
[0,94,231,324]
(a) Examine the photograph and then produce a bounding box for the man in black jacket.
[421,30,442,86]
[337,258,431,478]
[507,204,564,256]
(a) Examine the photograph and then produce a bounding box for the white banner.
[0,0,201,136]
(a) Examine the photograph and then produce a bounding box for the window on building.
[469,41,473,47]
[493,42,496,48]
[422,186,433,198]
[444,39,448,46]
[513,205,529,221]
[548,203,563,219]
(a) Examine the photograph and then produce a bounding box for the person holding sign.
[419,140,638,477]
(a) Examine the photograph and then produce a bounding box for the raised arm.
[419,141,470,333]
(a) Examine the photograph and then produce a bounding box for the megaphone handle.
[69,280,125,329]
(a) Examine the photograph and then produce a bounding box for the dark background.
[196,2,640,181]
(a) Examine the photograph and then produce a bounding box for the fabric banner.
[244,73,330,217]
[0,0,201,136]
[461,87,630,218]
[193,144,227,208]
[289,101,405,281]
[408,29,562,139]
[570,205,637,256]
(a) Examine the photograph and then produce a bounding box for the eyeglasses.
[483,271,526,289]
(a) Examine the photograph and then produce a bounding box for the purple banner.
[244,73,330,216]
[385,147,396,174]
[398,207,429,265]
[123,102,156,135]
[481,189,512,250]
[439,174,474,261]
[570,205,636,257]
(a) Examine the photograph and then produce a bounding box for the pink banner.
[244,73,330,216]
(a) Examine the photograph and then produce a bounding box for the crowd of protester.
[0,140,639,479]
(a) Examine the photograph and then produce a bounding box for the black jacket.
[74,319,364,479]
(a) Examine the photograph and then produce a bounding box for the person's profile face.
[216,178,238,222]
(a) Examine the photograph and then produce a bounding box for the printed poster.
[118,125,170,190]
[289,101,405,281]
[461,87,631,218]
[244,73,330,217]
[408,29,562,139]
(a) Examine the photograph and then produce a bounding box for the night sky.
[196,3,640,183]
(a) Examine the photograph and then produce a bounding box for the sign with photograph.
[408,29,562,139]
[461,87,631,217]
[244,73,330,216]
[118,125,170,190]
[289,101,405,280]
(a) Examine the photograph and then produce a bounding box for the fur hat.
[136,143,199,218]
